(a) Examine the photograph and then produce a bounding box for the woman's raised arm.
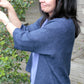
[0,0,22,28]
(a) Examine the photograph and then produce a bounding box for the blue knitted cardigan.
[13,17,75,84]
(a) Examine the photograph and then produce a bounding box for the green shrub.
[0,0,34,83]
[1,0,33,21]
[9,0,33,21]
[0,24,30,84]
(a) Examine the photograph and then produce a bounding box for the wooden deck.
[70,60,84,84]
[69,33,84,84]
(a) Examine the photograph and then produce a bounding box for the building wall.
[77,0,84,33]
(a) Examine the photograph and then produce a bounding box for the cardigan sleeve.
[20,17,42,32]
[13,19,75,56]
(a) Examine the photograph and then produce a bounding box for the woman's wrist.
[6,3,13,11]
[4,20,10,26]
[3,19,10,26]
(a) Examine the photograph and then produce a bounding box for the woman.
[0,0,80,84]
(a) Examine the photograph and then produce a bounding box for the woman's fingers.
[0,0,10,9]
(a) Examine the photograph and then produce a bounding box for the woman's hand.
[0,11,9,25]
[0,0,11,9]
[0,0,22,28]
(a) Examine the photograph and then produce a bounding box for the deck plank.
[70,59,84,84]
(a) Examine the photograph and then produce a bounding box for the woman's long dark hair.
[39,0,80,38]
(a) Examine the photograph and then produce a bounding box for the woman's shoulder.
[44,17,75,35]
[47,17,75,29]
[49,17,73,25]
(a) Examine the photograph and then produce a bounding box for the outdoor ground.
[21,1,84,84]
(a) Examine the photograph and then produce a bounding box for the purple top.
[31,19,48,84]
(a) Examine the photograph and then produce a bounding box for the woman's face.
[39,0,56,16]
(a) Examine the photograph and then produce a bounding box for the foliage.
[0,0,33,83]
[9,0,34,20]
[0,24,30,84]
[1,0,34,21]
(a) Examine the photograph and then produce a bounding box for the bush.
[0,0,34,83]
[10,0,33,21]
[0,24,30,84]
[2,0,34,21]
